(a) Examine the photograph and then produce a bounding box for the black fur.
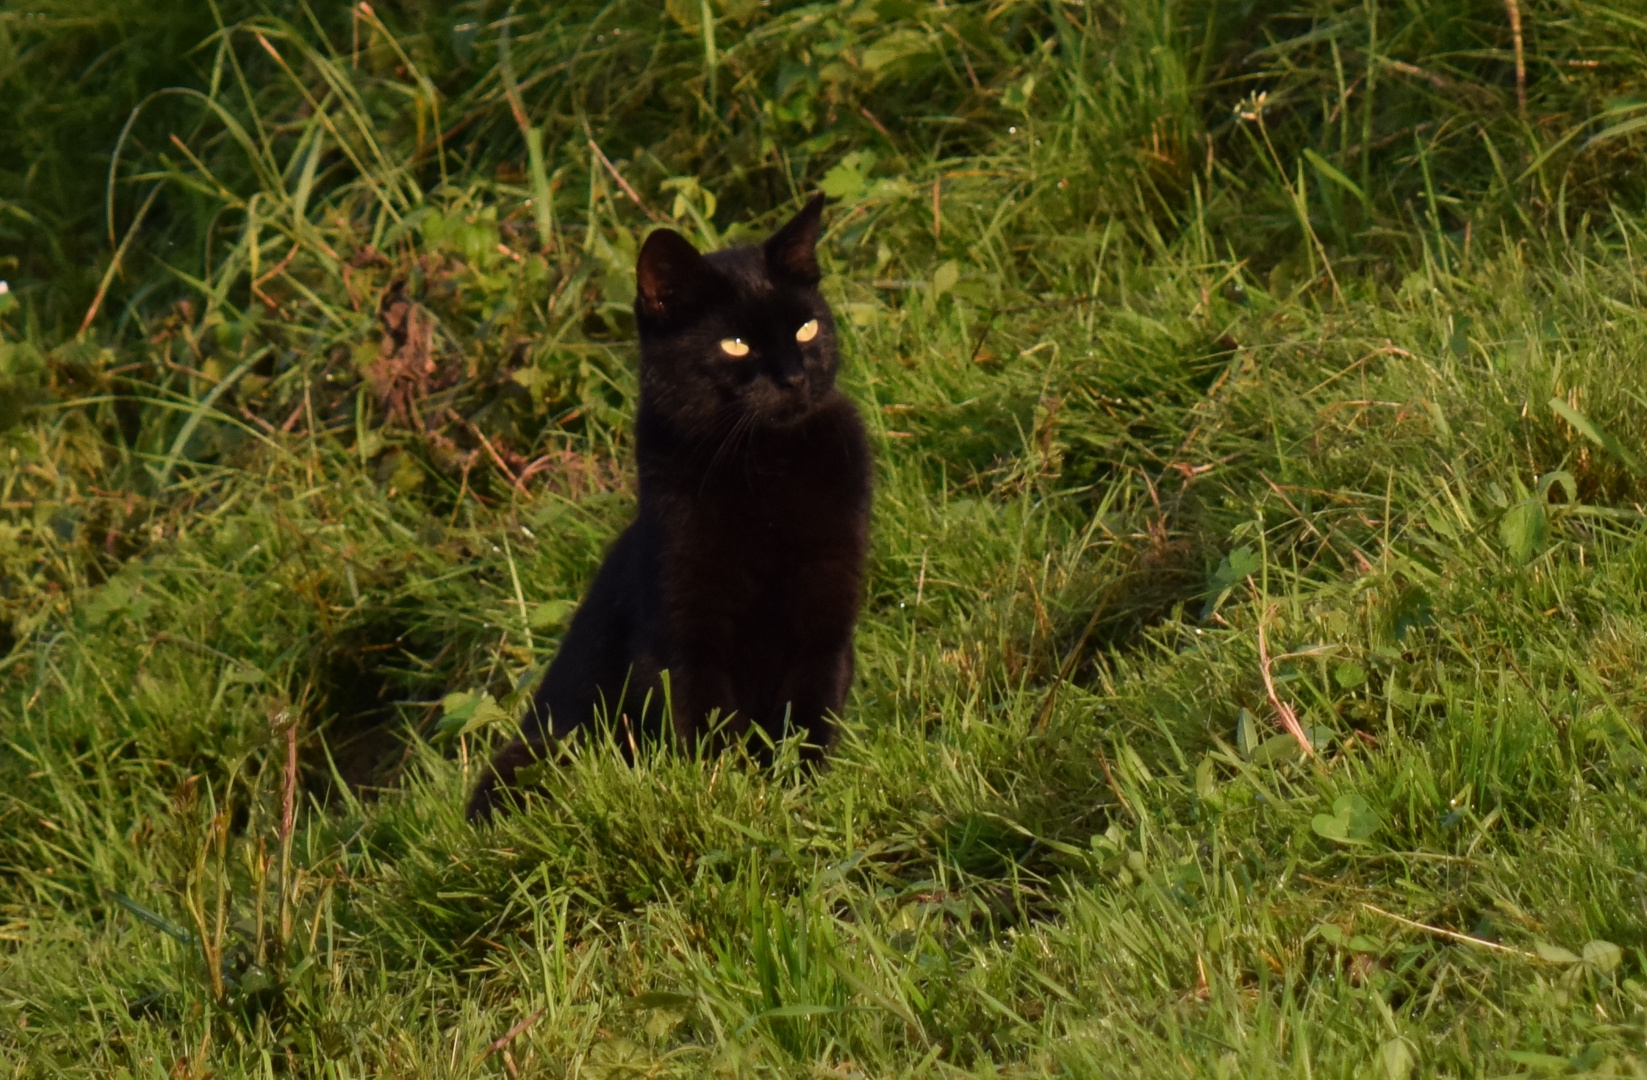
[467,195,871,821]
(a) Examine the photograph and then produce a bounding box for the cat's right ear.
[636,228,713,324]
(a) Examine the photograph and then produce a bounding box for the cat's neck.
[637,394,841,451]
[633,393,856,490]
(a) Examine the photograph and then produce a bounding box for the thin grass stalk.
[700,0,719,109]
[78,184,164,339]
[254,31,404,223]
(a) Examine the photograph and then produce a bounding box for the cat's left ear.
[764,193,826,284]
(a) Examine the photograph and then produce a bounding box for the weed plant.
[3,0,1647,1076]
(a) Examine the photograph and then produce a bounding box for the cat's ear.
[764,193,825,284]
[636,228,714,323]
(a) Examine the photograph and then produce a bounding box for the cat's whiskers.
[700,406,757,492]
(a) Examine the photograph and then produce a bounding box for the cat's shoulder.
[799,392,872,485]
[805,391,869,444]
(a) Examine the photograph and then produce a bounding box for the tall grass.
[3,1,1647,1076]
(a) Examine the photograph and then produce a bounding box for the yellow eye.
[795,319,820,343]
[719,338,750,357]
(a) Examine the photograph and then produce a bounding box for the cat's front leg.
[469,524,647,822]
[665,665,749,751]
[465,734,552,821]
[770,645,854,759]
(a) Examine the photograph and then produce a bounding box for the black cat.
[467,195,871,821]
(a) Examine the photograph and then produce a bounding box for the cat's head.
[632,194,839,433]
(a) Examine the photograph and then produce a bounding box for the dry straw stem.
[274,701,299,946]
[1361,904,1540,961]
[1504,0,1528,122]
[1257,605,1315,758]
[588,137,665,222]
[78,183,164,338]
[481,1007,546,1063]
[449,407,526,492]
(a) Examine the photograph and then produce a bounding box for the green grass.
[5,0,1647,1075]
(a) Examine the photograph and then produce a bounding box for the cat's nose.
[775,357,807,387]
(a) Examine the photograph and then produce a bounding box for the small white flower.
[1234,91,1270,123]
[0,281,9,296]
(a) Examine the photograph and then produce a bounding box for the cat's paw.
[465,736,550,823]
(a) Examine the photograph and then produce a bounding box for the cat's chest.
[661,445,863,572]
[687,456,858,551]
[642,403,869,582]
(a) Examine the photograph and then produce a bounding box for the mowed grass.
[4,1,1647,1076]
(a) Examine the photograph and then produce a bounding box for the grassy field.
[4,0,1647,1075]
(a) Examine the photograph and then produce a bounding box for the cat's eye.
[795,319,820,343]
[719,338,750,357]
